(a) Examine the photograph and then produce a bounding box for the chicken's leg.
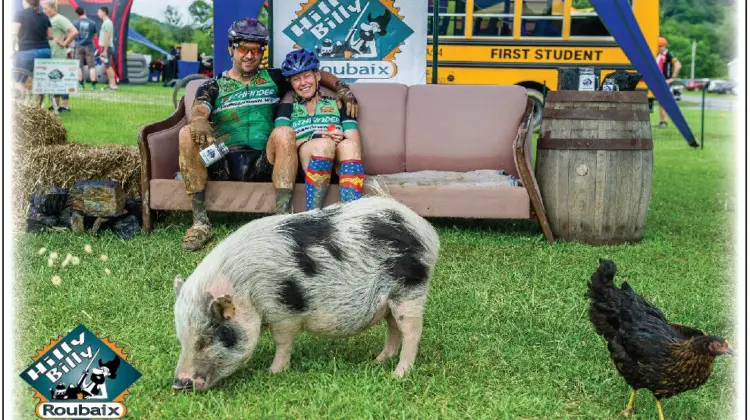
[618,389,636,417]
[655,399,665,420]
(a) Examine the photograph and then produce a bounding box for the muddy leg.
[390,298,426,377]
[269,320,301,373]
[375,312,401,362]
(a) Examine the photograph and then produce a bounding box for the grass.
[47,83,175,146]
[11,89,738,419]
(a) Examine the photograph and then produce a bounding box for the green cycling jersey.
[274,95,357,141]
[193,68,289,150]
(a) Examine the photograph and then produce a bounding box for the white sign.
[32,59,79,95]
[273,0,428,85]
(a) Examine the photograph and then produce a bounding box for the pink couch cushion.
[405,84,528,177]
[148,120,185,179]
[349,83,407,175]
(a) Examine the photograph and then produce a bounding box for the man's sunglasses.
[233,44,264,57]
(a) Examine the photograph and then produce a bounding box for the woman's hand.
[323,130,345,144]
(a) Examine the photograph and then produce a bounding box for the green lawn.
[12,91,738,419]
[51,83,175,146]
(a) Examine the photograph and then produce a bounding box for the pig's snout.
[172,376,207,391]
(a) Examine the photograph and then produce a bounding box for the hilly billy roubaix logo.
[20,324,141,419]
[284,0,414,81]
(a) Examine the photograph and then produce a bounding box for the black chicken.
[586,259,732,419]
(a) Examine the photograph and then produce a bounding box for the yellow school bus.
[426,0,658,126]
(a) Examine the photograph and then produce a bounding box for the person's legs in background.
[104,47,117,90]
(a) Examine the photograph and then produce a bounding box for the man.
[656,36,681,128]
[43,0,77,112]
[97,6,117,90]
[72,7,97,89]
[178,18,359,252]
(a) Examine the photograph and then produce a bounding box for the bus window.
[428,0,467,37]
[570,0,633,37]
[472,0,515,37]
[520,0,564,38]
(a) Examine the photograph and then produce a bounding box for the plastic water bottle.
[199,142,230,167]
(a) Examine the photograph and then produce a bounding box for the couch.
[137,80,553,242]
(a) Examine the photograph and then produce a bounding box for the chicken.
[586,259,733,420]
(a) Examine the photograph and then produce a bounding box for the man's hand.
[190,116,214,149]
[666,78,674,85]
[334,81,358,118]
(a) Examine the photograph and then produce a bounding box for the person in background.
[73,7,97,89]
[43,0,78,112]
[12,0,52,98]
[656,36,681,129]
[97,6,117,90]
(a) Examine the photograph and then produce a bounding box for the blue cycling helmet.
[281,49,320,77]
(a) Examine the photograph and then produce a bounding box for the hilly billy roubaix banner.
[273,1,427,85]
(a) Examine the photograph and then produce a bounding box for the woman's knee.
[304,137,336,158]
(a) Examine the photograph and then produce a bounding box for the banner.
[32,59,80,95]
[273,0,428,85]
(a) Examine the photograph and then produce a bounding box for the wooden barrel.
[535,91,653,245]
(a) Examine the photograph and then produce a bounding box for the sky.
[130,0,193,23]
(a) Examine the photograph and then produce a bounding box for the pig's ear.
[209,294,235,321]
[174,275,185,297]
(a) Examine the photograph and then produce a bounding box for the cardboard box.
[180,43,198,61]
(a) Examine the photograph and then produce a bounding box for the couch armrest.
[137,97,187,233]
[513,99,554,243]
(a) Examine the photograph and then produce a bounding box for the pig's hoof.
[269,364,288,374]
[375,351,395,363]
[393,364,410,378]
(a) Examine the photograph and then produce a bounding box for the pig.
[172,194,440,390]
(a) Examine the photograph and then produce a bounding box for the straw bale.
[15,144,141,212]
[13,102,67,149]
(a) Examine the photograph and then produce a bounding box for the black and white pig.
[172,195,440,390]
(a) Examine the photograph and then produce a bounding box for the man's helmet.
[658,37,667,47]
[228,18,269,46]
[281,49,320,77]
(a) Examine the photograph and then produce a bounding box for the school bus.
[425,0,658,126]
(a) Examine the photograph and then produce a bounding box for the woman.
[13,0,53,97]
[275,49,365,211]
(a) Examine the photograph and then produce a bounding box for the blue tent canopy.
[591,0,698,147]
[127,27,169,56]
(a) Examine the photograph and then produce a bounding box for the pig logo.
[19,324,141,419]
[283,0,415,82]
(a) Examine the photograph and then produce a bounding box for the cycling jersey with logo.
[194,68,288,150]
[274,96,357,141]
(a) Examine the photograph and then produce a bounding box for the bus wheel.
[526,88,544,131]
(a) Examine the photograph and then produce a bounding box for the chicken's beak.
[725,341,735,356]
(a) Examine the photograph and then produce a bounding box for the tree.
[188,0,213,25]
[164,6,184,27]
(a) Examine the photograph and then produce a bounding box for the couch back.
[149,79,528,179]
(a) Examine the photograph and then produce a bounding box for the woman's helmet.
[281,49,320,77]
[228,18,270,46]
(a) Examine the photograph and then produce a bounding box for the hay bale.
[15,144,141,213]
[13,102,67,150]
